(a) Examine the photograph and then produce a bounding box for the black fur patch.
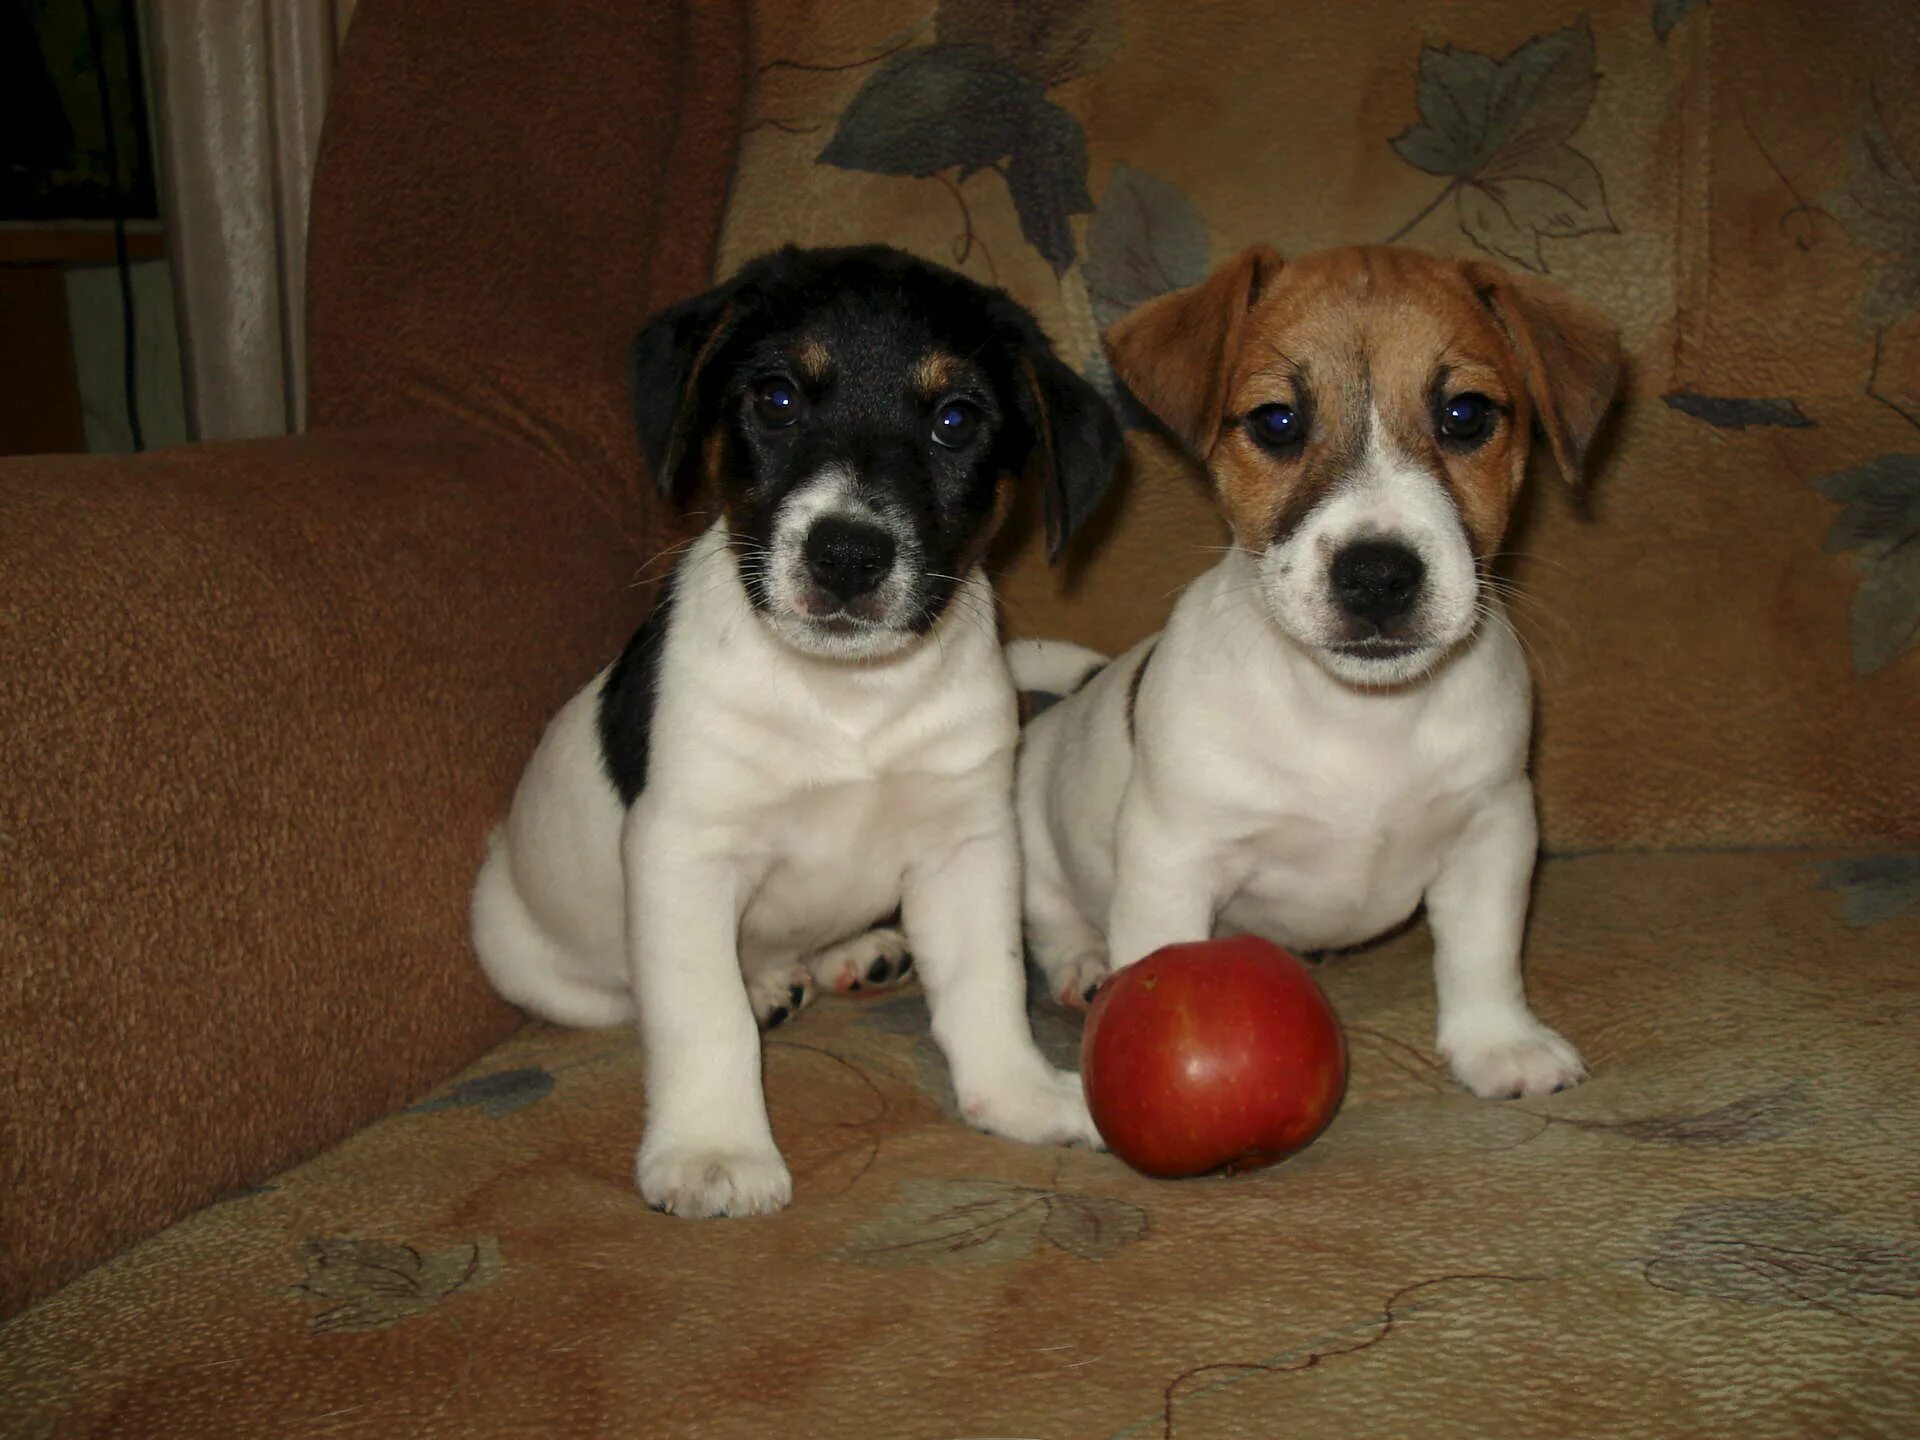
[597,567,680,806]
[1018,657,1107,724]
[1021,690,1066,724]
[628,245,1123,630]
[1125,643,1157,746]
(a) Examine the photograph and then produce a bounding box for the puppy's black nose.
[804,517,897,603]
[1329,541,1425,628]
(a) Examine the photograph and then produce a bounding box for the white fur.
[756,465,922,660]
[1013,422,1585,1098]
[475,524,1099,1218]
[1259,403,1483,686]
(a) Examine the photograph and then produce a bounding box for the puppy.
[474,245,1122,1216]
[1011,244,1620,1099]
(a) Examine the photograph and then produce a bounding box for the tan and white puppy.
[1011,244,1620,1099]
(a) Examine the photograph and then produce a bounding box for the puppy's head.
[1107,245,1620,685]
[632,245,1122,661]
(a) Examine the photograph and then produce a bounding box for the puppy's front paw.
[961,1066,1105,1150]
[635,1143,792,1217]
[1439,1015,1587,1100]
[1043,951,1110,1010]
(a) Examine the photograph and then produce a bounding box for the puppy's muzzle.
[1329,540,1425,636]
[801,515,898,618]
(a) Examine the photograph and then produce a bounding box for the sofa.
[3,1,1915,1435]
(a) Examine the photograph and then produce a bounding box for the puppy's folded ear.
[631,283,738,497]
[1019,349,1125,564]
[1104,245,1285,460]
[1460,261,1622,487]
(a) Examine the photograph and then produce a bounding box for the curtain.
[145,0,350,440]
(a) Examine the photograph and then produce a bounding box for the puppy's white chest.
[1220,761,1474,949]
[1206,663,1519,950]
[738,763,981,962]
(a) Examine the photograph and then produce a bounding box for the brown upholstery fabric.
[718,0,1920,851]
[4,852,1916,1436]
[0,432,613,1316]
[306,0,752,519]
[0,0,750,1317]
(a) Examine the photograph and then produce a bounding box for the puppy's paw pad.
[636,1145,792,1217]
[1441,1021,1587,1100]
[962,1067,1105,1150]
[1048,953,1110,1010]
[748,966,815,1030]
[807,926,914,996]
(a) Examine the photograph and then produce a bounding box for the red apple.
[1080,935,1347,1178]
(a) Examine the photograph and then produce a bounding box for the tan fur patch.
[704,428,736,522]
[1104,246,1283,460]
[954,469,1019,577]
[1459,261,1622,488]
[656,303,737,491]
[1192,247,1584,557]
[1109,246,1616,560]
[795,339,830,380]
[916,352,958,396]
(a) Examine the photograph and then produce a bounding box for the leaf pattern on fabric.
[1084,163,1211,333]
[1652,0,1709,42]
[820,45,1044,180]
[1643,1199,1920,1319]
[1831,109,1920,331]
[1004,100,1095,275]
[932,0,1120,89]
[406,1066,556,1120]
[1386,20,1617,272]
[1814,853,1920,927]
[832,1179,1147,1265]
[815,4,1114,277]
[1661,393,1815,430]
[1558,1084,1814,1146]
[1813,453,1920,673]
[292,1237,501,1333]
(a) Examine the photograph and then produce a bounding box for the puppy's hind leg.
[742,955,817,1030]
[803,924,915,997]
[1022,831,1109,1010]
[472,836,634,1028]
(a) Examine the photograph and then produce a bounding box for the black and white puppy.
[472,246,1122,1217]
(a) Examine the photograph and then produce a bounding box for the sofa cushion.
[4,850,1914,1436]
[0,428,651,1317]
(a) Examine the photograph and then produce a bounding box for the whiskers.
[665,534,772,615]
[1475,565,1571,674]
[922,570,1003,647]
[626,525,706,590]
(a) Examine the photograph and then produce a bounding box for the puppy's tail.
[1004,638,1108,697]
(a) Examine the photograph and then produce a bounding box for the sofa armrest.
[0,426,669,1315]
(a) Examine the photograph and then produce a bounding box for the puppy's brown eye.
[1438,392,1495,445]
[1247,403,1303,450]
[930,400,981,449]
[753,379,803,429]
